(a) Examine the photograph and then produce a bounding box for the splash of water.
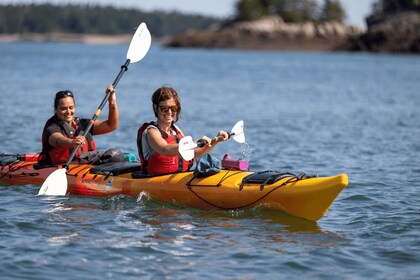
[240,141,253,162]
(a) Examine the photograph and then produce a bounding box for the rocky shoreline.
[165,15,365,52]
[344,11,420,53]
[165,13,420,54]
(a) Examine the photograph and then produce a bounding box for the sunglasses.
[55,90,74,100]
[159,105,178,113]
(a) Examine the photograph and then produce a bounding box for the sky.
[1,0,377,27]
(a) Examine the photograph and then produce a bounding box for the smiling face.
[157,98,178,125]
[54,96,75,124]
[151,87,182,123]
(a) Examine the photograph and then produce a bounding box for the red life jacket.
[38,116,96,165]
[137,121,191,174]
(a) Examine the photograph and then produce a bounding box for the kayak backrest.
[90,162,141,176]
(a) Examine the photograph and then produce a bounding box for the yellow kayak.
[0,157,348,221]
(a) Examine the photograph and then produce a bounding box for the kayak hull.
[0,160,348,221]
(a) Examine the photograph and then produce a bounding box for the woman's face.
[157,98,178,124]
[55,96,75,124]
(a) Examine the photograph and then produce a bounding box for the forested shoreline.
[0,4,221,38]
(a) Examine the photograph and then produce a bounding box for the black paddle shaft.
[63,59,131,168]
[196,133,233,148]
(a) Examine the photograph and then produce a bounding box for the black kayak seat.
[33,163,58,170]
[131,170,184,178]
[89,162,141,176]
[32,162,141,175]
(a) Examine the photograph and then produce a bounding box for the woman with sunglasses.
[38,85,119,165]
[137,86,228,175]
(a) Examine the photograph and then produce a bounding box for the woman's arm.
[193,130,229,160]
[146,128,180,156]
[48,132,86,148]
[93,85,119,135]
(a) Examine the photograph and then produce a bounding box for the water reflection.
[106,197,346,257]
[9,185,350,278]
[34,185,346,257]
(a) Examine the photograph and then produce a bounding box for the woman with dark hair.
[137,86,228,175]
[38,85,119,165]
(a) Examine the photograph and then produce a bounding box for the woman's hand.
[71,135,86,147]
[193,131,228,160]
[215,130,229,142]
[198,136,213,147]
[92,84,119,135]
[106,85,116,103]
[53,135,86,147]
[199,130,229,148]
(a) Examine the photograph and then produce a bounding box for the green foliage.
[276,0,319,22]
[234,0,346,23]
[372,0,420,15]
[0,4,220,36]
[235,0,268,21]
[320,0,346,22]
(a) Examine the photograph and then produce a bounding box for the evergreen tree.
[320,0,346,22]
[234,0,347,23]
[0,4,220,36]
[373,0,420,14]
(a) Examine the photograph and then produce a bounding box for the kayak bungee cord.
[0,154,40,179]
[185,171,310,210]
[187,175,302,210]
[0,161,39,179]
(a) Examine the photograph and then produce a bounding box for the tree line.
[234,0,347,23]
[371,0,420,15]
[233,0,419,23]
[0,4,221,37]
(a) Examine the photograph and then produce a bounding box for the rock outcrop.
[165,15,364,52]
[166,12,420,54]
[344,11,420,53]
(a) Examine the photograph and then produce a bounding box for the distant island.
[165,0,420,54]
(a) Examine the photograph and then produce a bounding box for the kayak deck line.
[186,171,310,209]
[0,159,348,221]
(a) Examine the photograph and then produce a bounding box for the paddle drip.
[240,141,252,162]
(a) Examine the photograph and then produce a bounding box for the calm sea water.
[0,41,419,279]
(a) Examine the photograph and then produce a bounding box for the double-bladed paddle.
[0,153,36,160]
[178,120,246,161]
[38,22,152,196]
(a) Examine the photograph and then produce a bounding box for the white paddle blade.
[178,136,197,161]
[231,120,246,143]
[127,22,152,63]
[38,169,68,196]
